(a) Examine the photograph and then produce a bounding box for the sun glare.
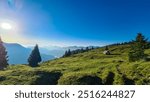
[1,22,12,30]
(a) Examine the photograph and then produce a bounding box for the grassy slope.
[0,44,150,85]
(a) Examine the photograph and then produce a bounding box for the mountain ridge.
[4,43,55,64]
[0,43,149,85]
[3,42,98,64]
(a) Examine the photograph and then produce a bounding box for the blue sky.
[0,0,150,46]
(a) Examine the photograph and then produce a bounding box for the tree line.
[62,46,95,57]
[62,33,150,62]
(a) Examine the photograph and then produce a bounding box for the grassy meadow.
[0,44,150,85]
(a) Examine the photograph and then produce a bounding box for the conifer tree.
[28,44,42,67]
[67,49,71,56]
[86,47,89,51]
[105,46,109,50]
[0,37,8,70]
[63,50,68,57]
[128,33,148,62]
[91,46,94,50]
[81,48,84,53]
[62,47,96,57]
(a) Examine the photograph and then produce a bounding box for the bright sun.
[1,22,12,30]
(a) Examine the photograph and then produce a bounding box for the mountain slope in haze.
[4,43,31,64]
[4,43,96,64]
[0,44,150,85]
[4,43,55,64]
[31,46,99,58]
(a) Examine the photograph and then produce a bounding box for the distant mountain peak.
[3,42,55,64]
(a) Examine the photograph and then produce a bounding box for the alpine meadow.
[0,0,150,85]
[0,33,150,85]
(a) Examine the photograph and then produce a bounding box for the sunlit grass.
[0,44,150,85]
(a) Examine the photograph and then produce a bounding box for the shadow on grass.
[78,76,103,85]
[122,75,135,85]
[0,76,6,81]
[144,56,150,61]
[110,53,121,55]
[32,71,62,85]
[104,72,115,85]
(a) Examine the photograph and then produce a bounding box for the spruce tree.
[91,46,94,50]
[128,33,148,62]
[63,50,68,57]
[86,47,89,51]
[81,48,84,53]
[67,49,71,56]
[0,37,8,70]
[28,44,42,67]
[105,46,109,50]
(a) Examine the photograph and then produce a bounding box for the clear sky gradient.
[0,0,150,46]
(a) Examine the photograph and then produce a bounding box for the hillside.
[4,43,55,64]
[0,44,150,85]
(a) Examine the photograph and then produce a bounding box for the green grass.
[0,44,150,85]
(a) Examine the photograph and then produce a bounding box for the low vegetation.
[0,34,150,85]
[0,43,149,85]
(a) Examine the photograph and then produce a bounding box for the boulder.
[103,50,111,55]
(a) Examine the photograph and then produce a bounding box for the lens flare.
[1,22,12,30]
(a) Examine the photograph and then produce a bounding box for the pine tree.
[0,37,8,70]
[91,46,94,50]
[28,44,42,67]
[81,48,84,53]
[67,49,71,56]
[105,46,109,50]
[128,33,148,62]
[62,49,71,57]
[86,47,89,51]
[63,50,68,57]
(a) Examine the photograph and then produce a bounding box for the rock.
[103,50,111,55]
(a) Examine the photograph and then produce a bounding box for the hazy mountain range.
[4,43,56,64]
[4,43,98,64]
